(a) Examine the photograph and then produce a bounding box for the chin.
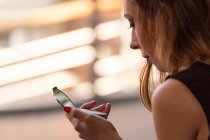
[154,64,166,72]
[147,59,166,72]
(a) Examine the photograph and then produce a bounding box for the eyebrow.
[124,14,132,20]
[124,14,129,18]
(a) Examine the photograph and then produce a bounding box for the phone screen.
[52,87,107,117]
[52,87,75,108]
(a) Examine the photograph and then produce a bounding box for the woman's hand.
[65,107,122,140]
[79,100,111,119]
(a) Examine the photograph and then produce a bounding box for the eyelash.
[128,21,135,29]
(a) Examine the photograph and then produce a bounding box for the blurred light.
[0,46,96,86]
[97,0,122,12]
[0,0,59,9]
[94,52,141,76]
[0,71,79,106]
[0,27,95,66]
[0,0,94,31]
[9,28,28,46]
[94,72,139,96]
[96,19,123,40]
[69,82,95,104]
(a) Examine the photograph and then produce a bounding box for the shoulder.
[151,78,204,139]
[152,78,203,112]
[152,78,196,108]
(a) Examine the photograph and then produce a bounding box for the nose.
[130,30,140,49]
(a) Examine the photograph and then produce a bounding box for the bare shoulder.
[152,79,201,115]
[151,78,207,140]
[152,78,200,112]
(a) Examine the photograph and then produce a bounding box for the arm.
[151,79,204,140]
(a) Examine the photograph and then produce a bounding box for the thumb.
[71,108,88,121]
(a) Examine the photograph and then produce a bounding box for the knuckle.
[84,115,94,123]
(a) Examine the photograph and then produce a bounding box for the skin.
[125,0,209,139]
[152,79,209,140]
[65,0,209,139]
[66,101,122,140]
[124,0,163,71]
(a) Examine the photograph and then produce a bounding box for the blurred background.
[0,0,156,139]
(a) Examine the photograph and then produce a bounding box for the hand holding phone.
[52,87,107,117]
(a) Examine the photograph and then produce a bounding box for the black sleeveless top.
[166,62,210,138]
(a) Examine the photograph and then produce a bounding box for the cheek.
[137,32,154,53]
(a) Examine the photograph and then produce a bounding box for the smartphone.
[52,87,107,117]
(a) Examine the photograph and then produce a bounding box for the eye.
[128,21,135,29]
[124,15,135,29]
[126,19,135,29]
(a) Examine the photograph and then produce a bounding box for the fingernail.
[91,100,96,103]
[64,107,72,113]
[99,104,105,107]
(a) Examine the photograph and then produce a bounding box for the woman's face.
[124,0,163,71]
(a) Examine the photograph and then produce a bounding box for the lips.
[142,55,151,63]
[142,55,149,59]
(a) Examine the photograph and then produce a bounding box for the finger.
[64,106,72,113]
[71,118,80,126]
[92,104,106,112]
[65,107,74,121]
[66,111,76,123]
[73,119,82,131]
[72,108,89,121]
[104,103,111,118]
[92,103,111,119]
[65,109,88,134]
[65,112,83,133]
[73,119,88,134]
[104,103,111,113]
[80,100,96,109]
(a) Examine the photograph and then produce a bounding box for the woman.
[65,0,210,139]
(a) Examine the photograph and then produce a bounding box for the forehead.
[124,0,138,5]
[124,0,139,14]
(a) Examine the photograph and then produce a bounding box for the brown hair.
[135,0,210,110]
